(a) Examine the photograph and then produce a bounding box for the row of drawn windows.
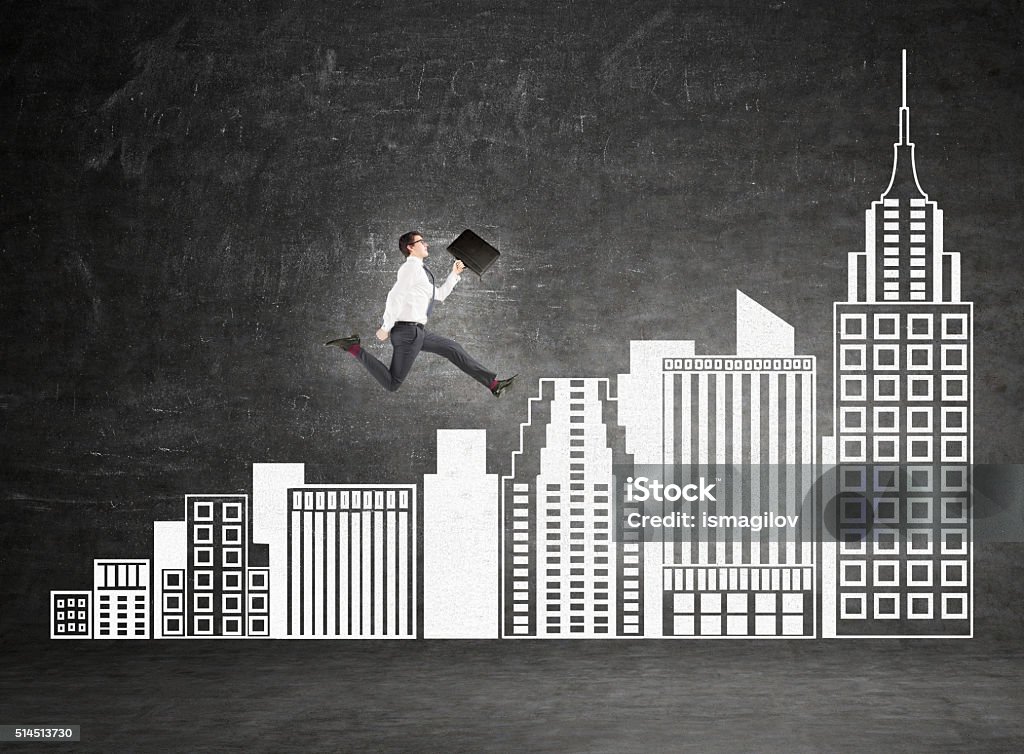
[54,597,88,608]
[162,569,266,591]
[193,547,243,568]
[840,344,967,370]
[839,374,968,402]
[178,592,266,614]
[838,496,967,526]
[840,406,966,434]
[839,559,967,587]
[840,592,967,621]
[192,500,243,522]
[840,465,967,492]
[671,592,806,637]
[661,357,814,372]
[841,436,968,463]
[191,570,244,591]
[54,610,88,621]
[289,489,410,511]
[55,623,89,633]
[94,563,147,589]
[836,525,967,555]
[162,615,268,636]
[192,525,243,545]
[839,312,968,340]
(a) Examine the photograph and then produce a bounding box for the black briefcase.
[447,229,501,277]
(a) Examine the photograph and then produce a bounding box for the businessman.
[326,231,516,397]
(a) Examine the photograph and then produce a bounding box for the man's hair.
[398,231,421,257]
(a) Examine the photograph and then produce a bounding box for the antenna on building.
[902,48,907,108]
[898,49,911,145]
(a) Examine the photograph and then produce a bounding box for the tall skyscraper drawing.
[186,495,249,637]
[500,378,641,638]
[824,51,972,637]
[618,292,817,638]
[424,430,499,639]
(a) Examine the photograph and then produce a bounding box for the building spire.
[898,48,910,145]
[902,48,907,108]
[882,48,925,197]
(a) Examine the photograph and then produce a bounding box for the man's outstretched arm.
[433,259,465,302]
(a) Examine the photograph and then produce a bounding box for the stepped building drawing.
[500,378,641,637]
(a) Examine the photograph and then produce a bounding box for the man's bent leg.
[352,325,423,391]
[420,331,497,389]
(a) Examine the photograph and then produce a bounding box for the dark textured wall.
[2,0,1023,639]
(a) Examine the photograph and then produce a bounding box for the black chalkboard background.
[2,0,1023,648]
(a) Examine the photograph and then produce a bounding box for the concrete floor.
[1,639,1022,752]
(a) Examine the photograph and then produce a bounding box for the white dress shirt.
[380,256,460,332]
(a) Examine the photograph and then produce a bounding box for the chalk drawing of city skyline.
[51,51,973,640]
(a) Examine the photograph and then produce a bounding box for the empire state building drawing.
[825,52,973,637]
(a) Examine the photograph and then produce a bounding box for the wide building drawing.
[286,484,416,638]
[93,559,150,639]
[618,292,817,638]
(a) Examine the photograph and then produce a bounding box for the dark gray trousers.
[354,323,496,392]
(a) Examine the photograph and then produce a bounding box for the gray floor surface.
[1,639,1022,752]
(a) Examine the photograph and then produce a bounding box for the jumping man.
[326,231,516,396]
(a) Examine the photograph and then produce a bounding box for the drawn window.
[841,345,866,369]
[942,376,968,401]
[840,314,866,339]
[907,345,932,370]
[907,408,932,433]
[841,376,865,401]
[873,314,900,339]
[941,313,968,339]
[873,593,900,620]
[908,594,934,620]
[906,314,932,339]
[841,408,865,432]
[873,437,899,462]
[872,346,899,370]
[941,345,967,370]
[874,376,899,401]
[941,408,967,433]
[873,407,898,432]
[907,376,934,401]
